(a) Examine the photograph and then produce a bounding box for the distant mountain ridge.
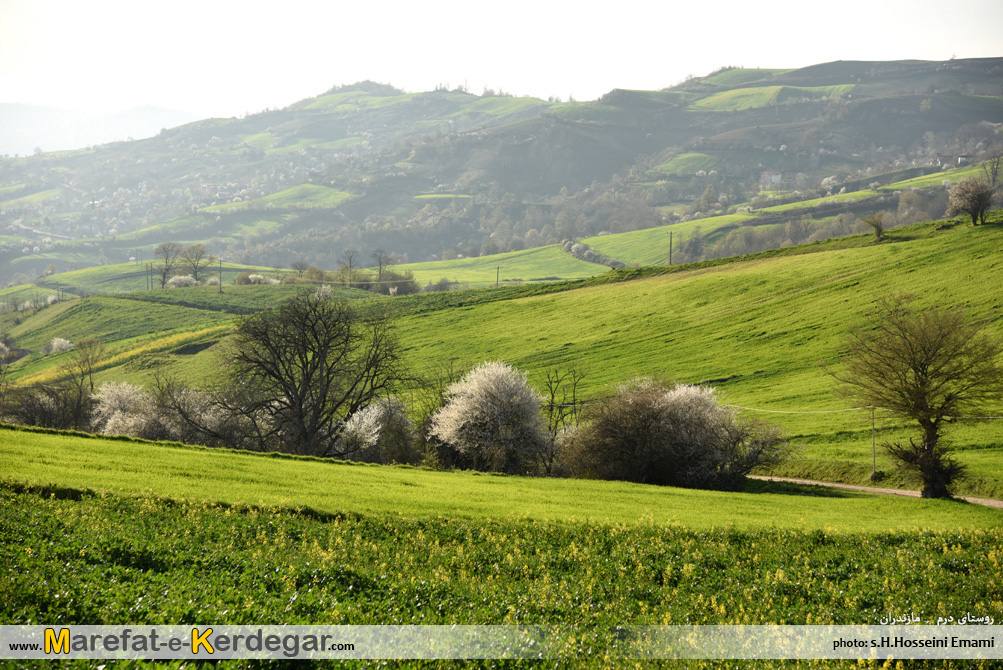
[0,58,1001,284]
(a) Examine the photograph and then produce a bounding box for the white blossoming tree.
[430,361,547,474]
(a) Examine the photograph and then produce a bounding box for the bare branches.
[226,291,406,457]
[829,294,1003,497]
[154,242,183,288]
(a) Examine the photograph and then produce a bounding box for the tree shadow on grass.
[741,478,853,498]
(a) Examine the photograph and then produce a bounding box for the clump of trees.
[559,379,789,490]
[829,294,1003,498]
[154,290,407,456]
[1,291,790,492]
[155,242,218,288]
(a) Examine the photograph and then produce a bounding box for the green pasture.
[6,295,230,352]
[449,96,550,117]
[113,215,204,241]
[759,190,879,213]
[648,153,720,177]
[692,85,854,111]
[201,183,353,212]
[267,137,365,155]
[35,260,288,294]
[878,164,982,191]
[113,282,369,314]
[0,283,45,300]
[0,188,61,207]
[303,90,417,112]
[395,245,606,288]
[3,426,998,532]
[702,68,792,86]
[584,213,756,265]
[394,221,1003,497]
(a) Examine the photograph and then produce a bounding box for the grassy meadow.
[3,427,1002,668]
[3,220,1003,667]
[6,425,1000,532]
[6,217,1003,497]
[395,244,606,288]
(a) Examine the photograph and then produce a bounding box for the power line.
[722,404,877,414]
[723,404,1003,420]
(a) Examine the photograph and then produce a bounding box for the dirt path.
[748,475,1003,510]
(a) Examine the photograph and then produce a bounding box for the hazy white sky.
[2,0,1001,117]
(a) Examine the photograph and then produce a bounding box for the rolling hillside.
[4,214,1002,497]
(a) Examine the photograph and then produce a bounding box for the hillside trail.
[748,475,1003,510]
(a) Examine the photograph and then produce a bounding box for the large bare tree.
[830,294,1003,497]
[225,290,406,456]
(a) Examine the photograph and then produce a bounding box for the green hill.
[2,59,1000,284]
[5,215,1002,497]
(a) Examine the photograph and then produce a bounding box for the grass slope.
[7,219,1003,497]
[3,425,998,532]
[395,244,607,288]
[584,213,756,264]
[393,221,1003,497]
[648,153,720,177]
[201,183,353,212]
[692,86,854,111]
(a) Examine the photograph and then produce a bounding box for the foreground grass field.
[4,425,1000,532]
[3,429,1001,668]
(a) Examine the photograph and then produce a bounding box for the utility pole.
[870,407,877,480]
[218,258,223,294]
[669,231,673,265]
[496,266,500,288]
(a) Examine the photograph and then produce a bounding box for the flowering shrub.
[42,337,73,355]
[430,361,547,474]
[91,382,158,437]
[560,379,789,490]
[341,398,418,464]
[167,274,197,288]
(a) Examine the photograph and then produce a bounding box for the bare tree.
[180,243,215,283]
[69,337,105,393]
[539,364,587,474]
[371,248,391,281]
[155,242,183,288]
[224,290,406,456]
[341,249,358,273]
[291,261,310,277]
[829,294,1003,498]
[863,212,884,241]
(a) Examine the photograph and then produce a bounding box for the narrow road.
[748,475,1003,510]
